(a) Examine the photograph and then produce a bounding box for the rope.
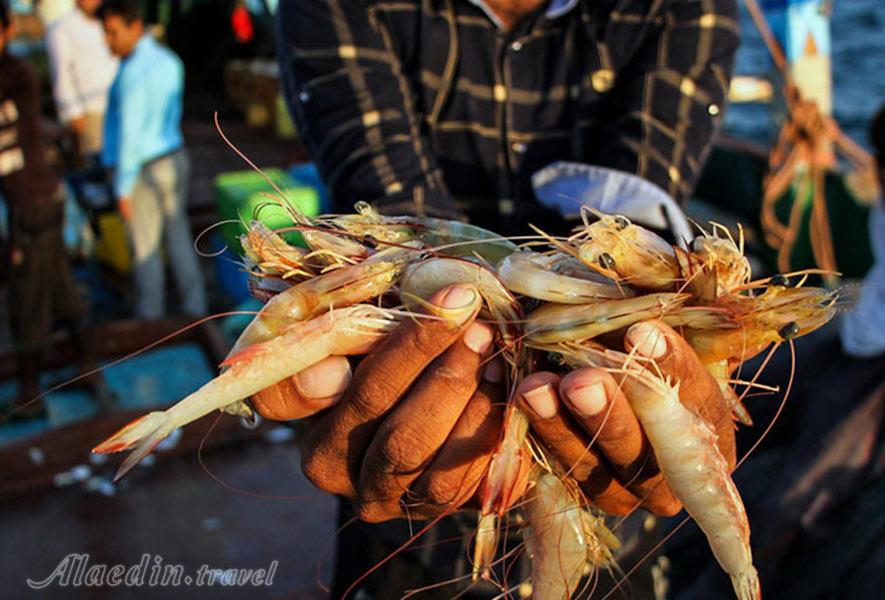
[741,0,878,282]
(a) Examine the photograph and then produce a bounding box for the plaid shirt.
[278,0,739,231]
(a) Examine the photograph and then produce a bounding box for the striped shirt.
[278,0,739,232]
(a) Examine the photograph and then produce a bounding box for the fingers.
[356,321,494,522]
[558,368,681,516]
[559,368,646,478]
[404,380,504,518]
[251,355,351,421]
[625,320,736,467]
[300,283,482,498]
[517,373,643,515]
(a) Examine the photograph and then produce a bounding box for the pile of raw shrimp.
[95,203,838,600]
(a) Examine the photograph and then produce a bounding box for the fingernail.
[483,359,503,383]
[438,284,478,310]
[566,383,607,417]
[522,384,558,419]
[463,323,494,353]
[294,356,352,398]
[627,322,668,358]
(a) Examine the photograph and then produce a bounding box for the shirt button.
[510,41,523,52]
[591,69,615,93]
[708,104,720,116]
[298,89,312,103]
[511,142,527,154]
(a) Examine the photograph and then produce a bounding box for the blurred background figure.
[35,0,73,27]
[0,0,110,417]
[841,105,885,358]
[45,0,118,164]
[99,0,206,320]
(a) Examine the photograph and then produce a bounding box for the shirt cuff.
[531,161,694,247]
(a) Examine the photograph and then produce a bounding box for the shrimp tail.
[92,412,175,481]
[471,513,498,580]
[732,566,761,600]
[480,407,530,516]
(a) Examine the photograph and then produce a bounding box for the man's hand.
[251,283,505,522]
[118,196,133,223]
[517,320,736,516]
[69,116,86,137]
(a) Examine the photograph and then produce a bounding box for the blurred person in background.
[45,0,118,163]
[841,105,885,358]
[99,0,207,320]
[0,0,110,417]
[35,0,74,28]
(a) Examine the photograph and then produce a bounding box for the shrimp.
[525,293,690,344]
[497,251,632,303]
[570,213,681,290]
[682,283,839,365]
[93,305,399,481]
[241,221,315,280]
[551,343,761,600]
[230,241,423,356]
[681,223,751,301]
[522,471,619,600]
[537,211,754,302]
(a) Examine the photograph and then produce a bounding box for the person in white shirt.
[45,0,118,159]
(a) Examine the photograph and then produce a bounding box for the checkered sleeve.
[591,0,740,204]
[277,0,458,217]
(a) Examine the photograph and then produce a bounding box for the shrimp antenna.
[196,412,327,501]
[193,218,242,258]
[213,112,308,225]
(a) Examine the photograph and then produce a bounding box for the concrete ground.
[1,439,337,599]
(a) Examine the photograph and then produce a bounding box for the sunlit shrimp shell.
[497,251,633,303]
[676,222,752,302]
[525,293,690,344]
[93,305,399,481]
[240,221,314,280]
[692,223,751,294]
[550,344,761,600]
[522,471,619,600]
[230,242,424,356]
[417,218,517,264]
[522,472,589,599]
[322,201,422,245]
[575,214,681,290]
[683,284,839,364]
[322,205,515,262]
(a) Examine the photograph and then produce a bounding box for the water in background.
[725,0,885,147]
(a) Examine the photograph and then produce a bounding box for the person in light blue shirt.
[100,0,206,319]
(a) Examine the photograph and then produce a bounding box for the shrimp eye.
[769,274,791,287]
[599,253,616,270]
[613,216,630,230]
[363,234,378,249]
[547,352,566,367]
[778,321,800,340]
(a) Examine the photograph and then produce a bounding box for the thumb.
[624,320,736,466]
[252,355,352,421]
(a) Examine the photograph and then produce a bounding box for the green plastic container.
[215,168,320,254]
